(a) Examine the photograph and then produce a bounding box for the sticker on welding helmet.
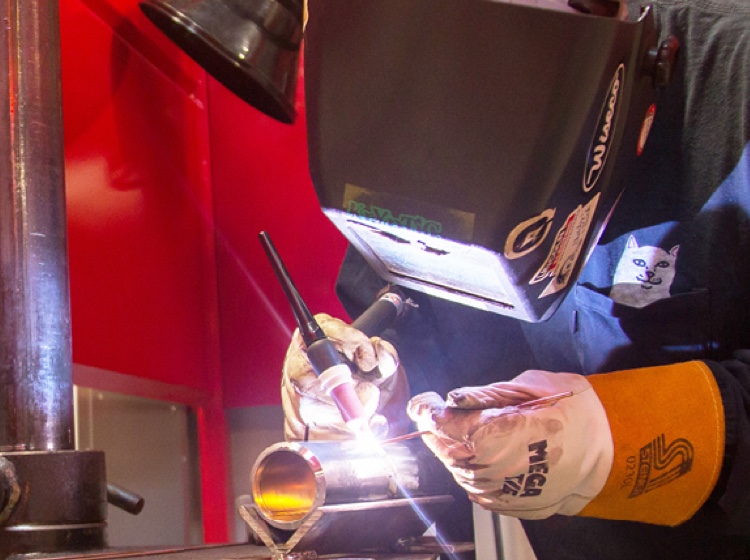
[637,104,657,156]
[531,194,600,298]
[504,209,556,260]
[342,183,476,241]
[583,64,625,193]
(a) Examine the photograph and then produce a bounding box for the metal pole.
[0,3,109,555]
[0,0,74,452]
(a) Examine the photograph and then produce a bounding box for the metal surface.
[107,483,146,516]
[7,542,439,559]
[250,439,454,531]
[0,0,73,452]
[239,495,455,557]
[0,6,110,557]
[0,451,108,557]
[8,544,270,560]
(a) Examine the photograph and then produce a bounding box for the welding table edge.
[7,544,268,560]
[8,543,439,560]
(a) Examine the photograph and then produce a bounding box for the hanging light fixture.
[140,0,303,123]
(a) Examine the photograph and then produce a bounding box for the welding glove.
[408,362,725,526]
[282,313,411,441]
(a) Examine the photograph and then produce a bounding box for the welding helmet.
[304,0,678,322]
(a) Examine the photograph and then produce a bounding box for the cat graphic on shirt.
[609,235,679,308]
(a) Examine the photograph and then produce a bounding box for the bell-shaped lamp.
[140,0,303,123]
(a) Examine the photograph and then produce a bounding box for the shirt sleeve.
[705,351,750,534]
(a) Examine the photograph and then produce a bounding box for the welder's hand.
[407,371,613,519]
[282,313,411,441]
[408,362,726,527]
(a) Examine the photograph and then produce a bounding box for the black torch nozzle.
[259,230,410,432]
[258,231,325,347]
[259,230,369,430]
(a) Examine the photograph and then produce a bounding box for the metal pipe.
[250,439,454,531]
[0,0,74,451]
[107,482,146,515]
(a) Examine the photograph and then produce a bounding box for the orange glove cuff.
[579,361,724,526]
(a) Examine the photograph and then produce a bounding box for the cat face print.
[609,235,679,308]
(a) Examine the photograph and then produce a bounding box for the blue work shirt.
[336,0,750,557]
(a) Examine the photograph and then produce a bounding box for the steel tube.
[250,439,453,531]
[0,0,73,451]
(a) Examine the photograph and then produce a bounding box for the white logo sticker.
[583,64,625,193]
[532,194,600,298]
[504,209,556,260]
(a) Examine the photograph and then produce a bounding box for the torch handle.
[351,290,406,337]
[258,230,408,428]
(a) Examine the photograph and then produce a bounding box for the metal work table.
[8,543,443,560]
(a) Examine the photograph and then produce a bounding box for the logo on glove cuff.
[501,440,548,498]
[629,434,694,498]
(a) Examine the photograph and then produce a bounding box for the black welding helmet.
[304,0,677,322]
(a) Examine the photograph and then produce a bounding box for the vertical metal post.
[0,3,109,555]
[0,0,73,451]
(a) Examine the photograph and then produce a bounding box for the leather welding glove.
[408,362,725,526]
[282,313,411,441]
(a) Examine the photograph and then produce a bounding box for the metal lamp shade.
[140,0,302,123]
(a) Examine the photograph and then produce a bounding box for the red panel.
[73,0,207,94]
[196,397,231,543]
[62,0,230,541]
[60,0,350,537]
[62,0,218,392]
[209,60,349,409]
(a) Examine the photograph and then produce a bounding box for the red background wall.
[60,0,347,541]
[208,66,349,409]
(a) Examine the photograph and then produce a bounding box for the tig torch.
[259,231,407,433]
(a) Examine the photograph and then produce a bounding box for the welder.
[281,0,750,558]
